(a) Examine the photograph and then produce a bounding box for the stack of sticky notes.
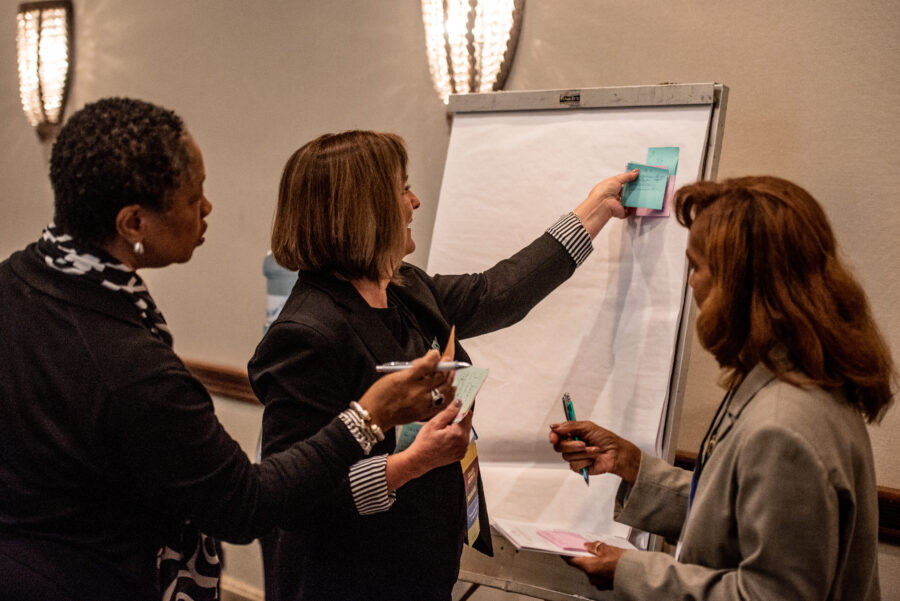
[622,147,680,217]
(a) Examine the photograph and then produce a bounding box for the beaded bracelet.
[338,401,385,454]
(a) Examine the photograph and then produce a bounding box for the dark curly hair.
[49,97,189,247]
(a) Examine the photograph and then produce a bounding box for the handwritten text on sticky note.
[646,147,680,176]
[622,162,669,209]
[452,367,489,422]
[636,173,676,217]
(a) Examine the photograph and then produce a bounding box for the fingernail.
[549,423,560,428]
[452,399,462,408]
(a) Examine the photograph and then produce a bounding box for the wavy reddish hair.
[675,176,895,422]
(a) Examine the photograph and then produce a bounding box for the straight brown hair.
[271,131,408,282]
[675,176,895,422]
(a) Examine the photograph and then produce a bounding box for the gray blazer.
[611,363,880,600]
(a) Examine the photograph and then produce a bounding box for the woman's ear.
[102,205,150,269]
[114,204,145,245]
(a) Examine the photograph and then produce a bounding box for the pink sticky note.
[536,529,590,552]
[636,174,675,217]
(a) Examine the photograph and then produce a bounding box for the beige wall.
[2,1,898,598]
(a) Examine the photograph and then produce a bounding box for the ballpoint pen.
[561,393,589,486]
[375,360,471,373]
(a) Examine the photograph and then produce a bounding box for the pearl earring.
[133,241,144,256]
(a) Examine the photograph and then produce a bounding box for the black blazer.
[248,232,577,601]
[0,244,367,599]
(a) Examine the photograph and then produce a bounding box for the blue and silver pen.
[562,393,589,486]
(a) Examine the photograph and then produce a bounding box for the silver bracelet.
[349,401,385,442]
[338,410,373,454]
[339,402,385,455]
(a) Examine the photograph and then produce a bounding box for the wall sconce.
[16,1,74,142]
[422,0,524,104]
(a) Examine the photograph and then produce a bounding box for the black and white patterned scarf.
[37,223,221,601]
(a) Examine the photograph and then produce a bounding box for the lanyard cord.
[387,287,441,352]
[698,390,734,474]
[689,388,735,507]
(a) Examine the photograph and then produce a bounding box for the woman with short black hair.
[0,98,453,601]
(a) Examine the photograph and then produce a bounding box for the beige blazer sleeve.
[608,370,880,601]
[613,453,691,542]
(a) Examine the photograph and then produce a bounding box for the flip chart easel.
[426,84,728,601]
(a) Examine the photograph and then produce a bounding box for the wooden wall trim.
[877,485,900,545]
[183,359,259,405]
[220,575,264,601]
[184,360,900,545]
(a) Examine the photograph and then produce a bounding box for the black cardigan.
[0,244,366,598]
[248,232,577,601]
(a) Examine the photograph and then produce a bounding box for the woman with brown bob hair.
[249,130,638,600]
[550,176,894,600]
[271,131,410,282]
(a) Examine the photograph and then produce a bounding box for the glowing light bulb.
[16,2,73,140]
[421,0,523,104]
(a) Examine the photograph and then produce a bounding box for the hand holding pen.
[548,416,643,486]
[561,393,589,486]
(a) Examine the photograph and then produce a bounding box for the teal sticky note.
[646,147,680,176]
[394,422,423,452]
[622,163,669,209]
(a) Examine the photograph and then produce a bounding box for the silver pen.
[375,360,471,373]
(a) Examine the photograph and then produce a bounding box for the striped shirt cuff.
[349,454,396,515]
[546,212,593,266]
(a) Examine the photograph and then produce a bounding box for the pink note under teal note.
[636,174,675,217]
[622,162,669,209]
[635,146,680,217]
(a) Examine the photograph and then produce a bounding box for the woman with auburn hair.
[550,176,894,600]
[248,130,638,600]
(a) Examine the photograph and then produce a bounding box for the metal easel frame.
[444,83,729,601]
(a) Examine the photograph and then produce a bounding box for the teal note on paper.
[646,147,680,176]
[452,367,490,423]
[622,162,669,209]
[394,421,423,452]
